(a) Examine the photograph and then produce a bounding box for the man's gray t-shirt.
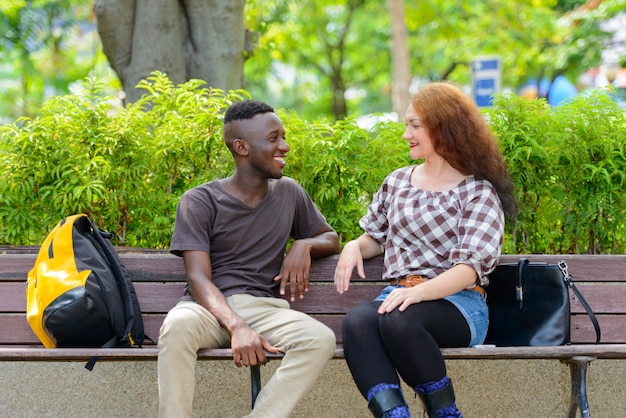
[170,177,328,298]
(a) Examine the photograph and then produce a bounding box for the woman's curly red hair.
[411,82,516,218]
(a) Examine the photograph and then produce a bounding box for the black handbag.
[484,258,601,346]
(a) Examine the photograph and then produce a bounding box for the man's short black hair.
[224,100,274,124]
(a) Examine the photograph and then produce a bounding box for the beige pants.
[158,294,336,418]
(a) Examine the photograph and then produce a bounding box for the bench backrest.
[1,248,625,346]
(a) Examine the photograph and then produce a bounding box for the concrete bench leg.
[251,364,261,409]
[563,356,596,418]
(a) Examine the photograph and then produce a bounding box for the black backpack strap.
[558,261,601,344]
[85,335,119,371]
[88,219,145,346]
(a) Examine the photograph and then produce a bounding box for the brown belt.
[390,275,485,297]
[390,275,427,287]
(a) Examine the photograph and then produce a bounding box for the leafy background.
[1,72,625,254]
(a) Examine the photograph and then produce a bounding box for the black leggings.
[342,299,471,398]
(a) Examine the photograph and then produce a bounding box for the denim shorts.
[375,286,489,347]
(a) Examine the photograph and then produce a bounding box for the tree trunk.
[94,0,245,104]
[331,71,347,120]
[388,0,411,118]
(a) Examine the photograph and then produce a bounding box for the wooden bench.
[1,247,625,417]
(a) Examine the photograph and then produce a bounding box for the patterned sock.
[367,383,400,402]
[414,377,462,418]
[367,383,411,418]
[386,405,411,418]
[433,404,462,418]
[413,376,450,394]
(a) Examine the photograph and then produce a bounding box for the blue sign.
[471,57,501,108]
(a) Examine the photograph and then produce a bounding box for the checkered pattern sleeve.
[359,167,413,246]
[449,180,504,285]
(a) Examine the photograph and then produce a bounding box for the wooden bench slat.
[5,253,626,283]
[2,344,626,362]
[0,314,343,345]
[569,283,626,313]
[0,315,33,344]
[137,282,626,316]
[5,280,626,315]
[3,313,624,346]
[112,314,626,346]
[134,283,184,313]
[439,344,626,359]
[497,254,626,282]
[0,282,25,312]
[136,283,386,314]
[0,282,386,314]
[572,314,626,344]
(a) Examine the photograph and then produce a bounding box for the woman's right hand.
[334,240,365,294]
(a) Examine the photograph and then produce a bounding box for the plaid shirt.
[360,165,504,286]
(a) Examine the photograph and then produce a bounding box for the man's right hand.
[230,325,280,367]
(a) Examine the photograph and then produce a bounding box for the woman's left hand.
[377,286,423,313]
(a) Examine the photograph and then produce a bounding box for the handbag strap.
[515,258,530,311]
[558,261,602,344]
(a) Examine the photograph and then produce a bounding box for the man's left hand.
[274,240,312,302]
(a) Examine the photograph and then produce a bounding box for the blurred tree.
[94,0,250,104]
[245,0,623,118]
[405,0,621,96]
[0,0,103,120]
[243,0,389,121]
[388,0,411,117]
[2,0,624,121]
[405,0,563,86]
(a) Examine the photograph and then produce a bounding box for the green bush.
[487,90,626,254]
[0,72,248,246]
[2,72,625,254]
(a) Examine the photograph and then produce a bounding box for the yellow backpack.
[26,214,146,368]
